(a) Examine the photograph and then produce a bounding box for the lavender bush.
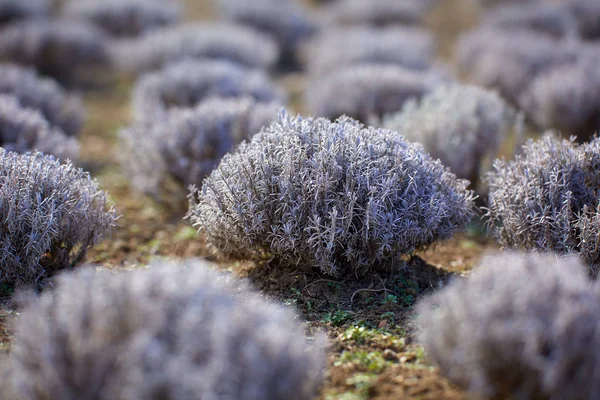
[565,0,600,39]
[0,0,49,25]
[122,97,278,202]
[483,2,578,39]
[306,64,448,122]
[384,85,508,185]
[416,252,600,400]
[62,0,182,38]
[457,29,575,104]
[0,149,115,288]
[324,0,434,27]
[1,260,325,400]
[305,26,434,76]
[216,0,316,67]
[0,63,84,136]
[111,23,279,74]
[0,19,109,82]
[132,59,284,124]
[519,55,600,141]
[0,94,78,161]
[486,134,600,269]
[188,111,475,277]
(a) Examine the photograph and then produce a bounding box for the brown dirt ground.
[0,1,500,399]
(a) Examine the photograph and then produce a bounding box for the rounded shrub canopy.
[188,111,475,277]
[0,149,115,288]
[486,134,600,270]
[2,260,325,400]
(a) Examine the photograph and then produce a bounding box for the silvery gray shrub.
[416,252,600,400]
[519,57,600,141]
[483,2,578,39]
[122,97,278,201]
[111,23,279,74]
[0,94,78,161]
[0,0,49,25]
[305,26,434,76]
[1,260,325,400]
[565,0,600,39]
[131,59,284,124]
[486,134,600,269]
[457,29,576,104]
[62,0,182,38]
[0,63,85,137]
[306,64,449,122]
[216,0,316,67]
[384,85,508,184]
[188,111,475,277]
[324,0,434,27]
[0,149,115,288]
[0,19,109,82]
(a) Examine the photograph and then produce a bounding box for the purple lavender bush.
[306,64,449,122]
[0,94,78,161]
[417,251,600,400]
[111,23,279,74]
[384,85,508,185]
[131,59,284,124]
[0,63,85,136]
[486,134,600,270]
[324,0,434,27]
[122,97,278,203]
[0,260,325,400]
[62,0,182,38]
[188,111,475,277]
[0,19,109,82]
[0,0,49,25]
[305,26,434,75]
[0,149,115,288]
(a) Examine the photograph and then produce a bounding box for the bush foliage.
[417,252,600,400]
[131,59,283,123]
[486,134,600,269]
[111,23,279,74]
[0,63,85,136]
[62,0,182,38]
[384,85,508,184]
[1,260,325,400]
[0,94,79,161]
[122,97,278,201]
[0,0,49,25]
[188,111,475,277]
[0,149,115,288]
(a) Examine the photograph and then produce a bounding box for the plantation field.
[69,1,485,399]
[1,0,599,398]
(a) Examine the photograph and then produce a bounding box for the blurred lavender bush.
[324,0,434,27]
[1,260,325,399]
[216,0,316,68]
[417,252,600,400]
[304,26,434,75]
[188,111,475,277]
[0,94,78,160]
[384,85,508,185]
[520,54,600,141]
[111,23,279,74]
[122,97,278,203]
[306,64,448,122]
[483,2,578,39]
[0,63,85,136]
[457,29,575,104]
[62,0,182,38]
[0,149,115,288]
[0,19,109,82]
[0,0,49,25]
[486,134,600,269]
[132,59,284,124]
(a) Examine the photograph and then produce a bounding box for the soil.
[0,1,499,399]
